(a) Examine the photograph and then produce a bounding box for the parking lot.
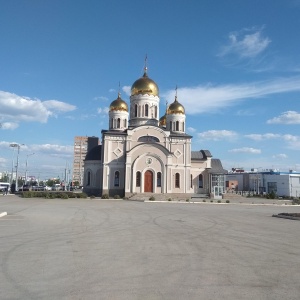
[1,195,300,300]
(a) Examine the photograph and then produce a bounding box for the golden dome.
[109,93,128,112]
[159,114,166,126]
[131,69,159,97]
[167,96,185,114]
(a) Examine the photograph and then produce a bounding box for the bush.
[149,196,155,201]
[74,192,88,199]
[21,191,33,198]
[114,194,120,199]
[60,193,69,199]
[292,198,300,205]
[168,198,172,201]
[226,200,230,203]
[210,200,213,203]
[101,194,109,199]
[65,192,76,198]
[267,190,276,199]
[90,195,95,199]
[217,200,221,203]
[202,199,206,202]
[19,191,89,199]
[186,198,190,202]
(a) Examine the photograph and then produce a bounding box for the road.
[0,195,300,300]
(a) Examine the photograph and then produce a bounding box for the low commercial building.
[225,170,300,197]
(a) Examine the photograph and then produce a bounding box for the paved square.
[1,196,300,300]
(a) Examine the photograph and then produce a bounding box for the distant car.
[52,184,62,191]
[32,186,45,191]
[21,185,31,191]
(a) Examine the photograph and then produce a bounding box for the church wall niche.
[171,169,185,191]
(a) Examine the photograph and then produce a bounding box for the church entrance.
[144,170,153,192]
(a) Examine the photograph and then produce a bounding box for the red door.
[144,170,153,192]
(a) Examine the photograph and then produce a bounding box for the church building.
[83,63,226,199]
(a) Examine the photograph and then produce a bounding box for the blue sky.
[1,0,300,180]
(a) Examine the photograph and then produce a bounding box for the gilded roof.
[167,96,185,115]
[109,93,128,112]
[131,69,159,96]
[159,114,166,126]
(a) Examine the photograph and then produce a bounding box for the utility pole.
[9,143,24,192]
[25,153,35,185]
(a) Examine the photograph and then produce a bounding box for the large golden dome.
[131,69,159,97]
[167,96,185,114]
[109,93,128,112]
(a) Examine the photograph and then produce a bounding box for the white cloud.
[43,100,76,112]
[282,134,299,142]
[97,107,109,114]
[0,122,19,130]
[229,147,261,154]
[122,86,131,96]
[30,143,73,156]
[272,153,288,159]
[0,91,76,128]
[197,130,237,141]
[0,157,6,167]
[94,96,109,101]
[245,133,281,141]
[267,111,300,124]
[162,76,300,115]
[218,27,271,58]
[187,127,196,133]
[244,132,300,150]
[236,109,255,116]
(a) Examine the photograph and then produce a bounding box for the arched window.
[117,118,120,128]
[136,171,141,187]
[134,104,138,117]
[138,136,159,142]
[198,174,203,188]
[176,121,179,131]
[175,173,180,188]
[114,171,120,187]
[190,174,193,188]
[155,106,157,118]
[145,104,149,117]
[157,172,161,187]
[87,171,91,186]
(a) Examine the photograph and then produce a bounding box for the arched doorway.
[144,170,153,192]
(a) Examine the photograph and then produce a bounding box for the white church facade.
[83,64,226,199]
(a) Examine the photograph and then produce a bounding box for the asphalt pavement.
[0,195,300,300]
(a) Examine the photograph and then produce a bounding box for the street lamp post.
[25,153,35,185]
[9,143,24,192]
[10,147,16,185]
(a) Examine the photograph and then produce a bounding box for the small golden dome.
[109,93,128,112]
[159,114,166,126]
[167,96,185,114]
[131,70,159,97]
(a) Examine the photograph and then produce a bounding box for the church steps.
[127,193,205,202]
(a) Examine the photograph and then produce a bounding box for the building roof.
[85,145,102,161]
[191,150,212,160]
[209,159,228,174]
